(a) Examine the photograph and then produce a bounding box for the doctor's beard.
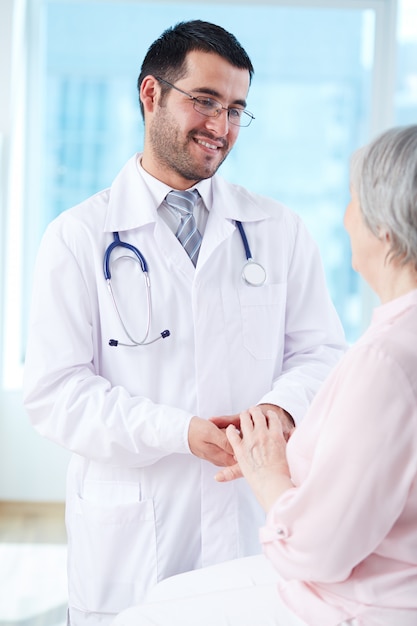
[148,108,232,182]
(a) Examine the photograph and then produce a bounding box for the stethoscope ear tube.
[103,222,267,347]
[104,232,168,346]
[108,329,170,347]
[104,232,148,280]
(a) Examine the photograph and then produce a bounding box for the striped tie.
[166,189,202,266]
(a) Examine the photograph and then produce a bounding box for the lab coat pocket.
[69,488,157,614]
[238,283,286,359]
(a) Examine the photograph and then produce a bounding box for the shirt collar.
[138,156,212,212]
[372,287,417,327]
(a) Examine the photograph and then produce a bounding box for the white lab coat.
[23,154,346,625]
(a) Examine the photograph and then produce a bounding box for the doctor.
[23,19,346,626]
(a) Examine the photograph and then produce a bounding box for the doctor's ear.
[140,76,160,114]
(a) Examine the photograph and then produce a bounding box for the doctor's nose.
[204,109,232,137]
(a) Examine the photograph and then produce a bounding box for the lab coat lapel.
[197,210,235,269]
[153,219,197,281]
[197,175,268,269]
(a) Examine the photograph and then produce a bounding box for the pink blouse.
[260,289,417,626]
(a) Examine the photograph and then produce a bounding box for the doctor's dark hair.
[137,20,254,118]
[350,124,417,270]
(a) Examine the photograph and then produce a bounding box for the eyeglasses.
[156,77,255,128]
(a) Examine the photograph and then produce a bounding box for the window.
[4,0,411,389]
[395,0,417,125]
[35,1,380,344]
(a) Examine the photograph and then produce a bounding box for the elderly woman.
[112,125,417,626]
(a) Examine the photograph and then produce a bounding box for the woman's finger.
[214,463,243,483]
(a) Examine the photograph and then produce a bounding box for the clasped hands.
[188,404,295,511]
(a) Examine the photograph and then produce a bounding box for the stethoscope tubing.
[235,220,252,261]
[104,232,148,280]
[104,220,266,346]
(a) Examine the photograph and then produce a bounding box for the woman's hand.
[215,406,294,512]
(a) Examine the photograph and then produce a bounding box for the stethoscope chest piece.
[242,259,266,286]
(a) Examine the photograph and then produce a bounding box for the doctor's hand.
[215,407,293,512]
[188,417,236,467]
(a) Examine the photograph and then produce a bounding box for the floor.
[0,501,68,626]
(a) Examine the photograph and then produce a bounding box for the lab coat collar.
[104,154,157,233]
[103,153,269,233]
[209,175,270,223]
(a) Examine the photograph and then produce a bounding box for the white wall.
[0,391,69,501]
[0,0,69,502]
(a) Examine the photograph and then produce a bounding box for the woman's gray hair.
[350,125,417,270]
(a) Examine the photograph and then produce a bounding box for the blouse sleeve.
[260,342,417,583]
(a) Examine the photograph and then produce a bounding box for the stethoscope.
[104,221,267,347]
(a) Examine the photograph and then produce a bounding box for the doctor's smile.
[194,136,226,151]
